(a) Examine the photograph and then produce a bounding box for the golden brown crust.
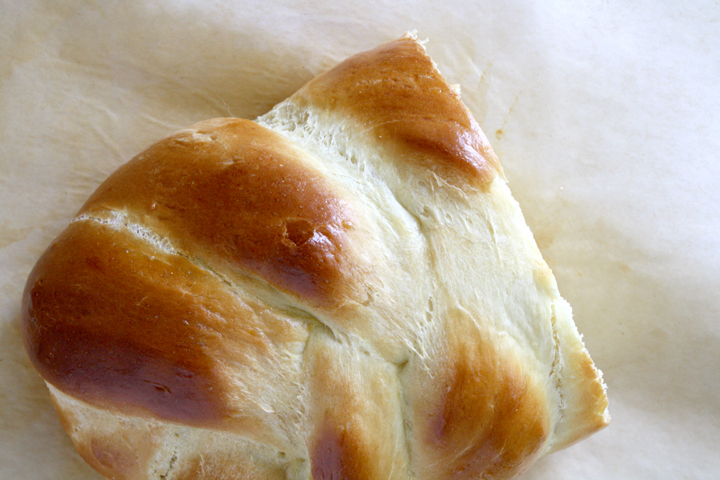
[549,303,611,451]
[80,118,358,308]
[22,34,608,480]
[24,219,308,434]
[407,308,550,479]
[565,347,610,441]
[294,34,501,189]
[25,221,230,426]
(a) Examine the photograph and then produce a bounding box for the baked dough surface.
[22,33,608,480]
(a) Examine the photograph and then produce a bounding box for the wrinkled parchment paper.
[2,1,719,478]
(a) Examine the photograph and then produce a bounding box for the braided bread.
[22,33,609,480]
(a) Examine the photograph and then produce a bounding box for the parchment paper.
[2,1,719,478]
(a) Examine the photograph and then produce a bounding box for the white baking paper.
[2,1,719,478]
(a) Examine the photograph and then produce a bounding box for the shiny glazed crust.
[22,33,609,480]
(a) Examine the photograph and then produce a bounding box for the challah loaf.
[22,32,609,480]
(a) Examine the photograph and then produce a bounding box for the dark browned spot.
[311,423,371,480]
